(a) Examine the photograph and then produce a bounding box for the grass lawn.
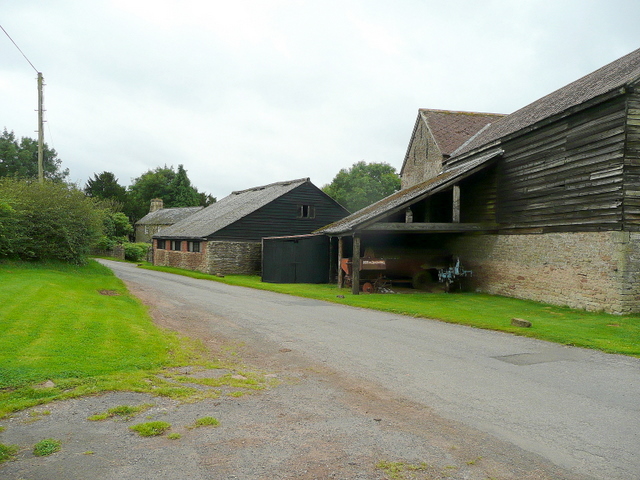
[0,260,263,417]
[143,264,640,357]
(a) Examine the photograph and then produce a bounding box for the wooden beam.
[351,234,361,295]
[363,222,495,232]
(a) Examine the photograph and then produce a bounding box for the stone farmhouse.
[153,178,348,275]
[319,47,640,314]
[135,198,203,243]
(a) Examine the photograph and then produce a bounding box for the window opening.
[297,205,315,218]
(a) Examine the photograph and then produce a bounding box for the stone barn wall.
[448,231,640,314]
[205,240,262,275]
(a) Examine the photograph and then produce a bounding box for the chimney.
[150,198,163,213]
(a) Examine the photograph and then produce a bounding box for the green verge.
[142,265,640,357]
[0,260,263,418]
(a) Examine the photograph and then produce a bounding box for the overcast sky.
[2,1,639,200]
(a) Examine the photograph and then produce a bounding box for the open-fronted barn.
[319,48,640,314]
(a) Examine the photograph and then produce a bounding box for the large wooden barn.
[319,48,640,314]
[153,178,348,275]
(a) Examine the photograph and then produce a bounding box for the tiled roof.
[155,178,310,239]
[135,206,203,225]
[453,47,640,157]
[318,150,502,235]
[420,109,505,156]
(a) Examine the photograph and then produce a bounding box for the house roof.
[453,47,640,158]
[155,178,310,239]
[136,206,203,226]
[319,149,503,235]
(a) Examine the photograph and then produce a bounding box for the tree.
[0,129,69,182]
[322,161,401,212]
[0,178,104,264]
[84,171,128,206]
[169,164,200,207]
[126,164,213,221]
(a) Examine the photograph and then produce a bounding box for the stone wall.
[205,240,262,275]
[401,120,443,189]
[448,231,640,314]
[153,240,209,272]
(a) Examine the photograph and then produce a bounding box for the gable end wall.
[401,120,444,189]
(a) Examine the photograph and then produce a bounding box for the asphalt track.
[104,260,640,480]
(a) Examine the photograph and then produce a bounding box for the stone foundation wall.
[205,241,262,275]
[448,231,640,314]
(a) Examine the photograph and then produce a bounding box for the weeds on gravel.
[0,443,19,463]
[88,403,155,421]
[189,416,220,428]
[376,460,433,479]
[33,438,61,456]
[167,433,181,440]
[130,421,171,437]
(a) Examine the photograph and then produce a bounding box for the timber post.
[337,236,344,288]
[452,184,460,223]
[351,233,361,295]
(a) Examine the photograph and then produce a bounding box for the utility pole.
[37,72,44,183]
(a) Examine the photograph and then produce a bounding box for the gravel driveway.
[2,261,626,479]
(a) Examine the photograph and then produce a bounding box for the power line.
[0,24,39,73]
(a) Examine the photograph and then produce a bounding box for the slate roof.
[420,109,505,156]
[136,206,203,226]
[155,178,310,239]
[318,150,503,235]
[453,47,640,158]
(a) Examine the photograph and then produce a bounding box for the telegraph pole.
[37,72,44,183]
[1,25,44,182]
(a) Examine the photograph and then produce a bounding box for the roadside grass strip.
[144,265,640,357]
[0,261,273,417]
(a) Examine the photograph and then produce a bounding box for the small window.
[187,241,201,253]
[170,240,182,251]
[157,239,166,250]
[297,205,315,219]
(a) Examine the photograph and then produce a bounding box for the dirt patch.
[98,289,120,296]
[0,284,588,480]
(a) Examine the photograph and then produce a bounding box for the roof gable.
[454,47,640,158]
[421,109,505,156]
[156,178,311,239]
[400,109,504,176]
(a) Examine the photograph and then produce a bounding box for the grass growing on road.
[0,260,268,418]
[144,265,640,357]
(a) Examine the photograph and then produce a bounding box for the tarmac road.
[103,260,640,480]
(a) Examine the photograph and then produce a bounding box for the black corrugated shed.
[262,234,330,283]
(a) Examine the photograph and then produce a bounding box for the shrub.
[0,179,104,264]
[123,242,150,262]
